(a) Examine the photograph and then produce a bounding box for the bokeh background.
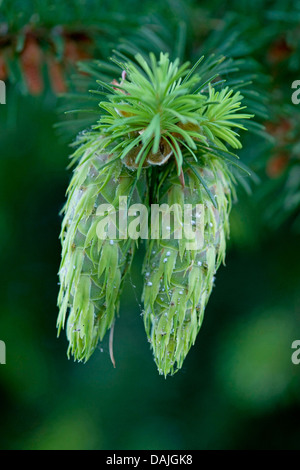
[0,0,300,450]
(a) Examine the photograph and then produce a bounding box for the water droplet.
[197,261,202,266]
[166,251,171,256]
[163,258,168,263]
[147,281,153,287]
[109,240,114,245]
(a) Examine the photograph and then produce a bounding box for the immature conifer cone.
[142,156,235,376]
[57,52,253,374]
[57,136,145,362]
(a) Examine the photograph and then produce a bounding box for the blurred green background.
[0,0,300,450]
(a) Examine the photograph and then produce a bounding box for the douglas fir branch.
[57,52,253,376]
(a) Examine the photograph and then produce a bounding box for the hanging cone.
[57,136,146,362]
[57,52,254,375]
[142,156,235,376]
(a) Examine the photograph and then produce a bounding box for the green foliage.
[87,53,253,179]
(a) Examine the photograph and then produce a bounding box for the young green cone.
[57,135,145,362]
[142,156,235,376]
[57,51,254,374]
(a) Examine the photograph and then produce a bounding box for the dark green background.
[0,0,300,450]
